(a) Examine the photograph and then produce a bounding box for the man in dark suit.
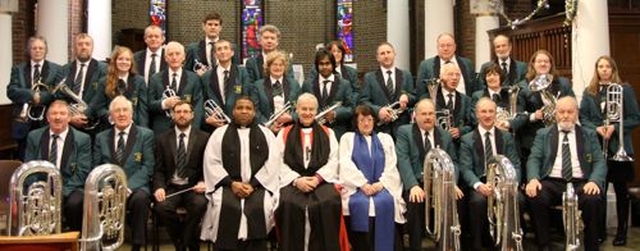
[434,63,473,145]
[416,33,477,99]
[94,96,155,251]
[359,42,415,139]
[476,34,527,88]
[7,36,63,160]
[395,99,460,251]
[459,97,521,249]
[25,100,92,231]
[245,24,293,83]
[202,39,250,132]
[184,12,240,76]
[133,25,168,85]
[58,33,107,134]
[149,41,204,134]
[153,101,208,251]
[525,96,606,251]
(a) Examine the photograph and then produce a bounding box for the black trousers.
[403,186,426,251]
[527,178,601,251]
[465,188,526,249]
[344,216,403,251]
[127,189,151,246]
[63,190,84,231]
[154,184,207,251]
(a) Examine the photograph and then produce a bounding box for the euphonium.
[193,58,211,72]
[264,101,292,128]
[315,101,342,125]
[423,148,461,251]
[19,78,50,122]
[529,74,557,127]
[162,86,178,118]
[80,164,128,251]
[605,83,634,162]
[204,99,231,124]
[51,79,99,130]
[8,160,62,236]
[486,155,524,251]
[562,183,581,251]
[376,101,405,126]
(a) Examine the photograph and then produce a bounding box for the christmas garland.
[488,0,578,29]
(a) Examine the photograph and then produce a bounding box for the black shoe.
[613,235,627,246]
[597,236,605,244]
[131,244,141,251]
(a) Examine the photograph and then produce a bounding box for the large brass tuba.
[529,74,557,126]
[486,155,524,251]
[562,183,581,251]
[8,160,62,236]
[80,164,128,251]
[19,78,50,122]
[605,83,634,162]
[423,148,461,250]
[51,79,99,130]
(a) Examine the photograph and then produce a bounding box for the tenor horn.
[606,83,634,162]
[51,79,100,130]
[204,99,231,124]
[528,74,557,127]
[486,155,524,251]
[563,183,581,251]
[8,160,62,236]
[80,164,128,251]
[423,148,461,250]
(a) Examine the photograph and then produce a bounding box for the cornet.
[529,74,557,127]
[51,79,99,130]
[605,83,634,162]
[486,155,524,251]
[162,86,178,118]
[264,101,292,128]
[376,101,405,126]
[19,78,50,122]
[204,99,231,124]
[315,101,342,125]
[193,58,211,73]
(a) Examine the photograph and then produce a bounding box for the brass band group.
[6,11,640,251]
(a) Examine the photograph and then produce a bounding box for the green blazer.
[57,59,107,108]
[301,74,354,139]
[184,40,241,72]
[307,64,359,103]
[94,125,155,193]
[245,54,295,84]
[470,88,527,131]
[526,125,607,188]
[90,74,149,129]
[360,67,416,137]
[476,58,527,88]
[416,55,478,99]
[148,70,204,134]
[579,84,640,155]
[201,64,250,131]
[396,124,458,190]
[434,87,474,137]
[247,76,301,125]
[459,128,521,188]
[25,127,92,197]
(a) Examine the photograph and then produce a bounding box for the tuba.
[204,99,231,124]
[19,78,50,122]
[529,74,557,127]
[80,164,128,251]
[264,101,292,128]
[8,161,62,236]
[51,79,99,130]
[423,148,461,251]
[376,101,405,126]
[162,86,178,118]
[605,83,634,162]
[562,183,581,251]
[486,155,524,251]
[315,101,342,125]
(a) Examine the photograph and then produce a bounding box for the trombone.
[605,83,634,162]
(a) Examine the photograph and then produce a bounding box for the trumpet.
[529,74,557,127]
[423,147,461,250]
[563,183,581,251]
[193,58,211,73]
[486,155,524,251]
[315,101,342,125]
[605,83,634,162]
[19,78,50,122]
[51,79,99,130]
[162,86,178,118]
[264,101,292,128]
[376,101,405,126]
[204,99,231,124]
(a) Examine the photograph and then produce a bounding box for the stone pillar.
[424,0,454,58]
[387,0,410,70]
[88,0,112,61]
[474,15,499,71]
[571,0,609,103]
[0,10,13,104]
[37,0,68,64]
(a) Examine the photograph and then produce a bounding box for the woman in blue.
[579,55,640,246]
[339,105,405,251]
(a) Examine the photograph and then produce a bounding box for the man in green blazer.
[149,41,204,134]
[458,97,521,249]
[25,100,92,232]
[525,96,606,251]
[416,33,477,99]
[94,96,155,251]
[396,99,458,251]
[434,63,474,145]
[360,42,415,139]
[476,35,527,88]
[184,12,240,75]
[245,24,293,84]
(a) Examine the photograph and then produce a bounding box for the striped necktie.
[386,70,394,95]
[149,53,157,79]
[561,130,573,181]
[424,132,432,153]
[74,63,86,94]
[176,133,186,177]
[484,131,493,166]
[49,134,59,166]
[33,64,41,83]
[115,131,125,164]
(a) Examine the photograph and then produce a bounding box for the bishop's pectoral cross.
[305,146,312,162]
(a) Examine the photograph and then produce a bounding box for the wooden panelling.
[0,105,17,159]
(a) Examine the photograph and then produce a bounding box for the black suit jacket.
[153,127,210,190]
[133,48,168,83]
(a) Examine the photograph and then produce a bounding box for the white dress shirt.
[550,127,584,179]
[49,128,69,169]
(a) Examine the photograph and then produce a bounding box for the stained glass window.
[337,0,354,62]
[149,0,167,34]
[241,0,264,61]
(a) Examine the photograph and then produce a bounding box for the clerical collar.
[300,123,314,129]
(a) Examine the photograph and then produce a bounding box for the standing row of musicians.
[7,15,640,251]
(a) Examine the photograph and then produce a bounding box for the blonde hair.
[586,56,623,97]
[263,50,289,77]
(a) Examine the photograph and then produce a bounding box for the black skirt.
[607,159,636,183]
